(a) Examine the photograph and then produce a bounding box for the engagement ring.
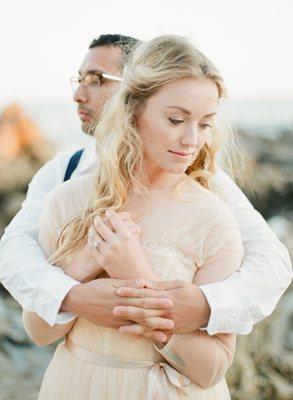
[94,238,103,248]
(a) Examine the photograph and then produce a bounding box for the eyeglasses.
[70,72,122,93]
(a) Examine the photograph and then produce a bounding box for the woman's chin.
[164,165,188,174]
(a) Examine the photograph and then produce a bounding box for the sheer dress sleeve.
[155,207,244,389]
[21,176,93,346]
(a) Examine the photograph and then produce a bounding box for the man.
[0,34,291,343]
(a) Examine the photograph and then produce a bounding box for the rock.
[0,297,10,338]
[227,287,293,400]
[0,104,54,196]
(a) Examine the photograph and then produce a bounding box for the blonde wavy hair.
[51,35,239,265]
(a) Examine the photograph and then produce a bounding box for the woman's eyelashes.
[169,117,212,129]
[169,117,184,125]
[199,123,212,129]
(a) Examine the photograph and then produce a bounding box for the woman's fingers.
[88,225,103,248]
[117,211,131,220]
[105,210,130,235]
[103,212,141,238]
[93,215,115,242]
[127,224,141,237]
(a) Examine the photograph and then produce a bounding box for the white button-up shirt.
[0,141,291,334]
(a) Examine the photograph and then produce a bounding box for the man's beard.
[82,119,98,136]
[78,105,99,136]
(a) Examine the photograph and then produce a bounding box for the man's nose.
[73,84,88,103]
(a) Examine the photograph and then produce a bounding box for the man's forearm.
[60,283,82,314]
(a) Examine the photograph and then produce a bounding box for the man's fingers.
[119,324,167,342]
[113,306,164,320]
[122,297,173,309]
[114,307,174,329]
[119,323,146,335]
[150,331,168,342]
[145,279,184,290]
[112,279,146,289]
[116,287,167,298]
[143,317,174,330]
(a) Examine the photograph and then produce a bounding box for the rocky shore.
[0,105,292,400]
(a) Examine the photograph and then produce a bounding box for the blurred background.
[0,0,292,399]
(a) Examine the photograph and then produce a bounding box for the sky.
[1,0,293,107]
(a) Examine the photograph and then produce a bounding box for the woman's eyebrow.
[203,112,217,118]
[166,106,191,115]
[166,106,217,118]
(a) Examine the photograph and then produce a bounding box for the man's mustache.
[78,106,94,117]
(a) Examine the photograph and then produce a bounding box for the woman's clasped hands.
[89,209,153,280]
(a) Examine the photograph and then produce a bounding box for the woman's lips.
[168,150,193,157]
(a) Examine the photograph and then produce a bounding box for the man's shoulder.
[44,173,95,222]
[32,148,82,181]
[48,147,85,170]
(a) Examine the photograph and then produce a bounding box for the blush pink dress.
[22,173,243,400]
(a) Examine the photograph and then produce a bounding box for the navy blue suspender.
[63,149,84,182]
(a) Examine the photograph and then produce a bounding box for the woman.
[22,35,243,399]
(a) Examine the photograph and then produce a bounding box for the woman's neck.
[145,173,188,191]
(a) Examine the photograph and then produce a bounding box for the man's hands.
[60,278,174,341]
[61,278,211,343]
[114,280,211,335]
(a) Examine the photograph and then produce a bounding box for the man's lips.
[78,110,92,122]
[168,150,193,157]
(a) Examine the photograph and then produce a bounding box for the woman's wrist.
[65,267,100,283]
[65,244,103,283]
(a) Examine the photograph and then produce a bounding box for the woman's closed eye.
[169,118,212,129]
[199,123,212,129]
[169,117,184,125]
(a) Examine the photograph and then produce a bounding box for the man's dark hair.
[89,34,141,63]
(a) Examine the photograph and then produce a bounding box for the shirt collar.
[77,139,98,174]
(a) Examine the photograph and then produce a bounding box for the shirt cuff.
[198,281,253,335]
[36,268,80,326]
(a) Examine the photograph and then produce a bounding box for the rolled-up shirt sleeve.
[0,152,80,326]
[199,169,292,335]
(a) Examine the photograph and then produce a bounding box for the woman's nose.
[180,126,198,147]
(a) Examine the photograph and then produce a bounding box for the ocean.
[22,100,293,151]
